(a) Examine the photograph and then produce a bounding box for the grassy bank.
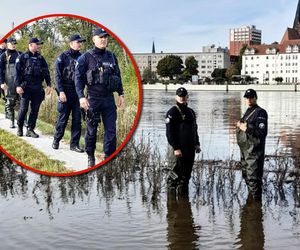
[0,129,69,173]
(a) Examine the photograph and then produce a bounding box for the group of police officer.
[166,87,268,201]
[0,28,125,168]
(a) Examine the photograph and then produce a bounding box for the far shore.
[143,83,299,92]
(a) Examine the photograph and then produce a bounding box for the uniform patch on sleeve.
[259,123,265,129]
[166,114,173,123]
[15,58,19,63]
[57,57,62,62]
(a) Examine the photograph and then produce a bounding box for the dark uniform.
[53,35,86,152]
[236,89,268,201]
[15,38,51,137]
[75,28,124,166]
[0,39,7,109]
[166,88,200,190]
[0,38,21,128]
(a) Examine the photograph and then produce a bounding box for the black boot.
[88,155,95,168]
[52,140,59,149]
[26,128,39,138]
[10,112,15,129]
[17,126,23,136]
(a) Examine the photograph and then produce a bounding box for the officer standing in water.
[52,34,86,152]
[15,37,52,138]
[236,89,268,202]
[75,28,125,167]
[166,87,201,192]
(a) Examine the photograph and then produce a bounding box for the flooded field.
[0,90,300,249]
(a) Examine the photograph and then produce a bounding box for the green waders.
[236,128,264,201]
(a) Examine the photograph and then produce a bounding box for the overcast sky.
[0,0,298,53]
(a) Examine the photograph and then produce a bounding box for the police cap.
[176,87,188,97]
[28,37,43,45]
[2,38,7,43]
[93,28,109,37]
[7,38,17,45]
[243,89,257,98]
[69,34,86,42]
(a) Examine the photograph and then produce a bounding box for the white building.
[133,45,230,80]
[241,28,300,84]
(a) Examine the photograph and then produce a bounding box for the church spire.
[293,0,300,29]
[152,40,156,53]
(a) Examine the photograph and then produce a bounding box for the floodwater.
[137,90,300,161]
[0,90,300,249]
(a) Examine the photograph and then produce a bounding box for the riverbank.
[143,83,298,92]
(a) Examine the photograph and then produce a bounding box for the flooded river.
[0,90,300,249]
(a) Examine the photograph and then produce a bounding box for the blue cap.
[28,37,43,45]
[69,34,86,42]
[7,38,17,44]
[93,28,109,37]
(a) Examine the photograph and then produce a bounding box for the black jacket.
[241,104,268,146]
[166,103,200,151]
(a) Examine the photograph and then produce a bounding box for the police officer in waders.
[75,28,125,167]
[236,89,268,202]
[166,87,201,192]
[52,34,86,152]
[0,38,22,128]
[15,38,52,137]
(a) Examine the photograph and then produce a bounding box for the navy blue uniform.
[166,103,200,187]
[0,49,22,126]
[237,104,268,201]
[75,47,123,158]
[53,49,82,148]
[0,48,6,100]
[15,51,51,130]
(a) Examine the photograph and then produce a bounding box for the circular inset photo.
[0,14,142,176]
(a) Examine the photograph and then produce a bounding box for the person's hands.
[16,86,24,94]
[80,97,89,111]
[59,92,67,102]
[118,95,125,108]
[195,145,201,153]
[45,86,52,95]
[238,122,247,132]
[0,83,7,91]
[174,149,182,157]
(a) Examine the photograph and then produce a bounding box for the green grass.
[0,128,69,173]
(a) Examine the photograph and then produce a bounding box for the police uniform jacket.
[166,103,200,151]
[75,47,124,99]
[241,104,268,148]
[14,51,51,88]
[0,49,21,84]
[55,48,81,92]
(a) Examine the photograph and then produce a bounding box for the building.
[133,44,230,80]
[229,25,261,56]
[241,1,300,84]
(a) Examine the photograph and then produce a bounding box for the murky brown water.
[1,90,300,249]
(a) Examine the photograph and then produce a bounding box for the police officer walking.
[0,38,21,128]
[166,87,201,192]
[236,89,268,201]
[0,39,7,106]
[52,34,86,152]
[15,37,52,137]
[75,28,125,167]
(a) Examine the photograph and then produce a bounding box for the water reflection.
[167,192,199,250]
[235,196,265,250]
[1,138,300,248]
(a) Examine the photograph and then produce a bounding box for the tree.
[275,77,283,84]
[237,44,248,73]
[185,56,198,75]
[156,55,183,80]
[211,68,227,79]
[142,67,157,84]
[225,64,239,81]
